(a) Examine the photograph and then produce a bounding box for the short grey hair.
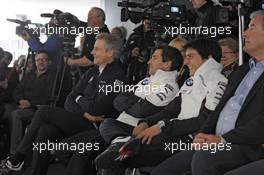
[96,33,123,60]
[250,10,264,29]
[90,7,106,23]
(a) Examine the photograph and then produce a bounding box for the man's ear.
[164,60,173,71]
[107,49,114,59]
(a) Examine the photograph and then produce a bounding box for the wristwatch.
[158,120,165,131]
[75,95,82,103]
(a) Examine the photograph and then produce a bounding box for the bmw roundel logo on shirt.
[141,79,150,85]
[186,78,193,86]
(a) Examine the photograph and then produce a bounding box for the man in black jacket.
[188,0,231,39]
[0,33,126,175]
[1,50,54,154]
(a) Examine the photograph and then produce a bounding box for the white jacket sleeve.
[145,82,179,107]
[135,70,180,107]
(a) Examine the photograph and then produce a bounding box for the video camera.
[218,0,264,11]
[6,18,41,39]
[118,0,186,25]
[251,0,264,10]
[41,12,82,57]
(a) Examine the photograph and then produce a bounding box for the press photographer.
[65,7,110,72]
[118,0,234,40]
[17,9,63,71]
[118,0,187,84]
[122,19,155,85]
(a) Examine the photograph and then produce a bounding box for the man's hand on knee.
[132,122,149,137]
[136,124,161,144]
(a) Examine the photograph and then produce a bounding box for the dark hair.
[4,51,13,62]
[35,50,50,60]
[36,50,49,57]
[0,47,4,59]
[184,38,222,62]
[154,45,183,71]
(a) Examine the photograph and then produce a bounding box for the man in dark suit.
[149,9,264,175]
[191,9,264,175]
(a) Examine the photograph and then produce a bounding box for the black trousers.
[151,150,195,175]
[192,144,264,175]
[99,135,192,175]
[151,145,264,175]
[55,129,134,175]
[99,118,192,168]
[123,134,192,168]
[16,106,95,175]
[224,159,264,175]
[99,118,134,144]
[55,130,105,175]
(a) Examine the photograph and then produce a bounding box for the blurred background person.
[0,50,15,117]
[122,19,155,84]
[111,26,127,44]
[218,37,239,77]
[169,36,189,87]
[188,0,230,39]
[0,50,13,86]
[65,7,109,73]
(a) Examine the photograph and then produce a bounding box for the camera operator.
[188,0,230,38]
[65,7,109,72]
[190,0,216,25]
[123,19,155,84]
[20,10,63,71]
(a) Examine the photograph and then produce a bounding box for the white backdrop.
[0,0,101,62]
